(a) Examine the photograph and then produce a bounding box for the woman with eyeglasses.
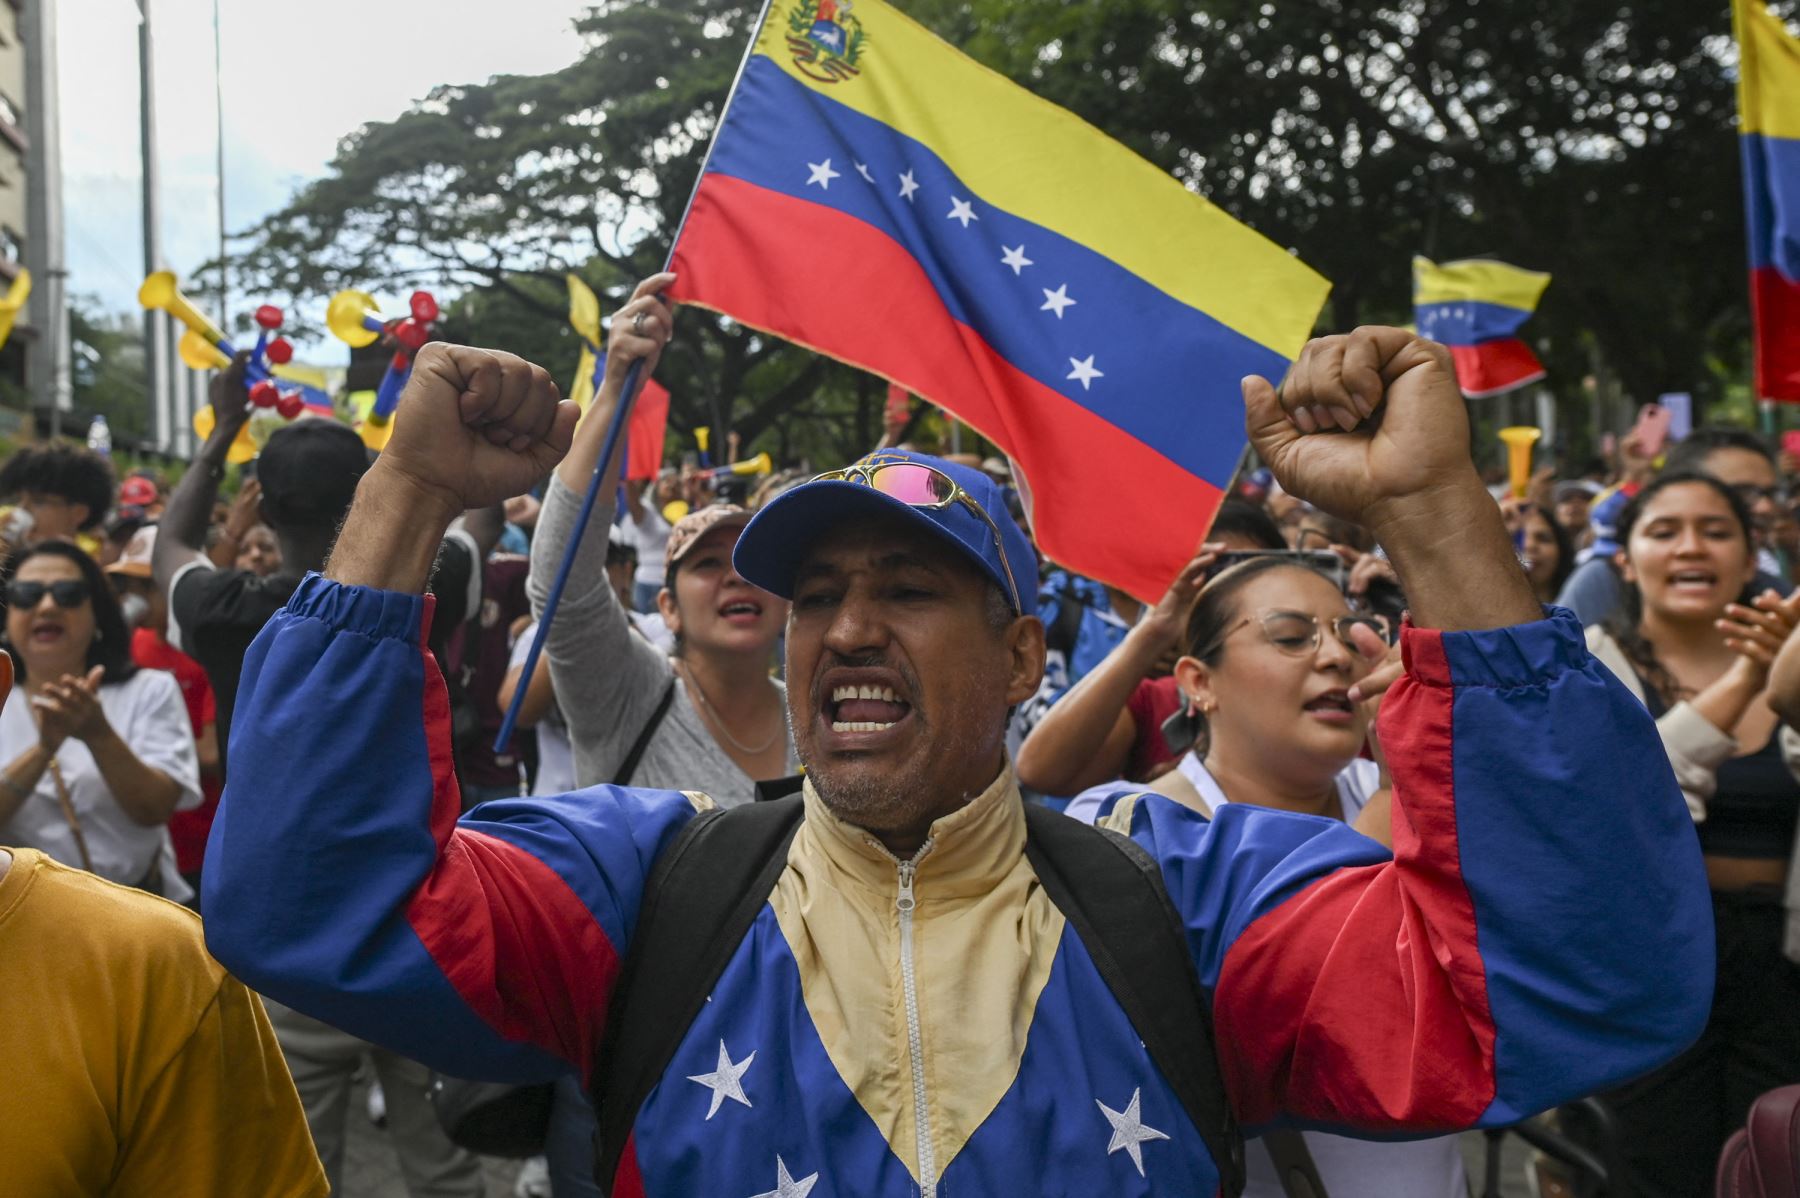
[1066,556,1463,1197]
[1580,471,1800,1197]
[0,541,200,898]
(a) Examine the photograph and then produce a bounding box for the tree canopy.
[226,0,1783,467]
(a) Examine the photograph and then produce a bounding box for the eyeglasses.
[1202,609,1392,660]
[6,579,91,609]
[812,460,1024,612]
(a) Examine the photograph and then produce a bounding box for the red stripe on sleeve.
[404,632,620,1076]
[1213,628,1498,1128]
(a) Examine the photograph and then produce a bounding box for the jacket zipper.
[879,836,938,1196]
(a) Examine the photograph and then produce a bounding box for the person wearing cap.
[522,272,793,813]
[106,525,222,901]
[206,326,1713,1195]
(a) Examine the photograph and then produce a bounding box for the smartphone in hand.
[1630,403,1673,460]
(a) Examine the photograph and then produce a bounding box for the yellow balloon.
[193,405,259,464]
[662,500,690,524]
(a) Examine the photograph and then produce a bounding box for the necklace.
[677,660,783,756]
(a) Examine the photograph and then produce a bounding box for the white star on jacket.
[1096,1087,1169,1177]
[1040,284,1076,318]
[687,1040,756,1119]
[947,196,978,227]
[1067,355,1104,390]
[748,1155,819,1198]
[806,159,841,189]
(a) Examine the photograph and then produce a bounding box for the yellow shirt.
[0,848,326,1197]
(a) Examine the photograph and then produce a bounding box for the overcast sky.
[60,0,589,324]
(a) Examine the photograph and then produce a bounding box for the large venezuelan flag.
[1737,0,1800,401]
[667,0,1328,601]
[1413,257,1551,399]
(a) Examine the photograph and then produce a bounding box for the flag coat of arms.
[1412,257,1551,400]
[667,0,1328,600]
[1737,0,1800,401]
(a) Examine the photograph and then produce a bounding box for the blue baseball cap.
[733,450,1039,614]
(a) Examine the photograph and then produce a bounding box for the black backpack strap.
[1022,802,1248,1196]
[591,795,806,1193]
[614,677,678,788]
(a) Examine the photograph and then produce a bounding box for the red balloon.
[392,318,429,352]
[254,304,284,330]
[275,392,304,420]
[249,379,280,408]
[409,291,439,323]
[265,337,294,365]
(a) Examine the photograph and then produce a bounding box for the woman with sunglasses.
[1067,556,1465,1198]
[0,541,199,898]
[1580,471,1800,1197]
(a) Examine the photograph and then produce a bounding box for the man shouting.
[206,327,1712,1196]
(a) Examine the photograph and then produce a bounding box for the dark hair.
[0,443,116,531]
[2,540,138,685]
[1603,471,1756,706]
[1520,504,1575,598]
[1664,427,1774,474]
[1209,499,1285,551]
[1182,555,1341,662]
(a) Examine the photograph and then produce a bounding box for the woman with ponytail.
[1585,469,1800,1196]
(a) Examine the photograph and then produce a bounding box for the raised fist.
[378,344,578,515]
[1243,327,1482,533]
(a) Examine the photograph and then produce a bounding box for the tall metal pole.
[140,0,169,452]
[212,0,226,320]
[23,0,68,439]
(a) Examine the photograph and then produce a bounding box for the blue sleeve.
[202,574,701,1083]
[1106,610,1712,1133]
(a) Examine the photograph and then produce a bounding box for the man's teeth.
[832,720,899,733]
[831,684,902,703]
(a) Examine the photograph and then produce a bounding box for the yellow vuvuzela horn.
[1499,426,1542,499]
[326,289,384,348]
[138,271,231,369]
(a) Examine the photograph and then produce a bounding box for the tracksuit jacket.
[204,577,1714,1197]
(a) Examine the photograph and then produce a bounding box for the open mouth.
[824,681,914,734]
[1667,569,1718,592]
[1303,689,1355,720]
[28,622,64,644]
[718,598,765,624]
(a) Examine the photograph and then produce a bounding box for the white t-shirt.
[510,623,574,797]
[621,504,673,590]
[0,668,201,895]
[1066,753,1466,1198]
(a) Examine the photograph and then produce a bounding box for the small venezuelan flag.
[1737,0,1800,401]
[1413,256,1551,400]
[668,0,1328,601]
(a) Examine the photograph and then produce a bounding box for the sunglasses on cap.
[7,579,91,609]
[811,461,1023,613]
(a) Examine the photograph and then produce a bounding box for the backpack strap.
[590,795,806,1194]
[1022,802,1248,1196]
[614,677,678,788]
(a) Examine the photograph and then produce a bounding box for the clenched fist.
[379,345,579,517]
[1243,327,1482,534]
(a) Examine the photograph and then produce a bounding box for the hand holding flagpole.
[495,275,677,753]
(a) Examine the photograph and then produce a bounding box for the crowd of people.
[0,288,1791,1198]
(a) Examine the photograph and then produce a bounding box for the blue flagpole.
[495,0,778,756]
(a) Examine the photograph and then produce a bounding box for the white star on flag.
[1096,1087,1169,1177]
[947,196,978,227]
[1067,356,1104,390]
[687,1040,756,1120]
[806,160,841,190]
[898,170,919,201]
[1041,284,1076,318]
[1001,245,1033,275]
[855,161,873,182]
[748,1155,819,1198]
